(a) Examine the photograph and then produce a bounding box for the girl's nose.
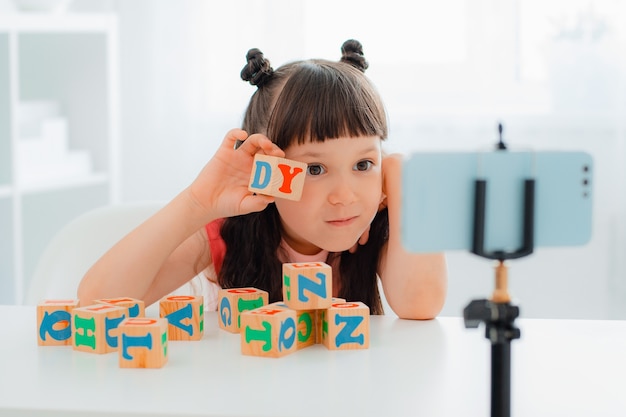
[327,177,357,205]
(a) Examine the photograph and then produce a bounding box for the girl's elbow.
[394,303,443,320]
[391,287,447,320]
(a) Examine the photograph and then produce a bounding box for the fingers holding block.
[321,302,370,350]
[217,288,268,333]
[72,304,127,354]
[37,299,79,346]
[159,295,204,341]
[240,307,297,358]
[248,153,307,201]
[282,262,332,310]
[118,318,168,368]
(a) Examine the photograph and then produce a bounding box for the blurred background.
[1,0,625,319]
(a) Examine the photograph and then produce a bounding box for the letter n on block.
[321,302,370,350]
[159,295,204,341]
[240,307,297,358]
[282,262,332,310]
[72,304,127,353]
[94,297,145,318]
[248,154,307,201]
[217,288,268,333]
[37,299,79,346]
[118,318,168,368]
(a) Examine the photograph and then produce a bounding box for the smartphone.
[401,150,593,254]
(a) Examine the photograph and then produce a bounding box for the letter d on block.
[250,160,271,189]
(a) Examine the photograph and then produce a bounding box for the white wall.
[34,0,626,318]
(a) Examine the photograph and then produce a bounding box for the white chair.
[25,201,164,305]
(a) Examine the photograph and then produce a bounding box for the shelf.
[18,172,108,194]
[0,13,119,305]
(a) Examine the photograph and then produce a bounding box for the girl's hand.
[188,129,285,220]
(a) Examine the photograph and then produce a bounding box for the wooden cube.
[37,299,79,346]
[240,306,297,358]
[217,288,268,333]
[266,302,316,350]
[316,297,345,344]
[159,295,204,341]
[72,304,127,353]
[118,318,168,368]
[321,302,370,350]
[94,297,145,318]
[282,262,332,310]
[248,153,307,201]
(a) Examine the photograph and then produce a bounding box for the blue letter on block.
[165,304,193,336]
[121,333,153,360]
[334,314,364,348]
[105,315,126,348]
[219,297,232,327]
[250,160,271,189]
[278,317,296,352]
[39,310,72,342]
[298,272,327,302]
[128,304,140,318]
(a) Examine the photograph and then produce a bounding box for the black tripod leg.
[491,341,512,417]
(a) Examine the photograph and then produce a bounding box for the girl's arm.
[77,129,284,306]
[378,154,448,320]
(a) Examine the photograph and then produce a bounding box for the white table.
[1,305,625,417]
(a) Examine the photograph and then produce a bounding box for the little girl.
[78,40,447,319]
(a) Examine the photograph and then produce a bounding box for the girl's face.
[275,135,383,254]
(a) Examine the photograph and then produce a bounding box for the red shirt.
[205,218,226,275]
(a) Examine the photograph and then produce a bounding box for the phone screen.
[401,151,593,253]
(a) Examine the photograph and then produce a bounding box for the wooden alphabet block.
[240,306,298,358]
[159,295,204,341]
[217,288,268,333]
[37,299,79,346]
[118,318,168,368]
[94,297,145,318]
[321,301,370,350]
[248,153,307,201]
[316,297,345,344]
[266,302,316,350]
[72,304,127,353]
[282,262,332,310]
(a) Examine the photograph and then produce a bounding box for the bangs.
[267,61,387,149]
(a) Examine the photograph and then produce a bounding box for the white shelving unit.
[0,14,119,304]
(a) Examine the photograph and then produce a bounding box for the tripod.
[464,262,521,417]
[463,128,534,417]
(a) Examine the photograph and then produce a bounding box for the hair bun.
[241,48,274,87]
[340,39,369,72]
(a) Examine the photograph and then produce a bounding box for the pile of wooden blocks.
[36,262,370,365]
[36,295,204,368]
[218,261,370,358]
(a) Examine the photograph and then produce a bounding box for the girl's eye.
[354,160,373,171]
[307,164,326,176]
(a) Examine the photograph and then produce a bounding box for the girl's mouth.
[327,216,357,227]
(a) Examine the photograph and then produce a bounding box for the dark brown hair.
[219,40,388,314]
